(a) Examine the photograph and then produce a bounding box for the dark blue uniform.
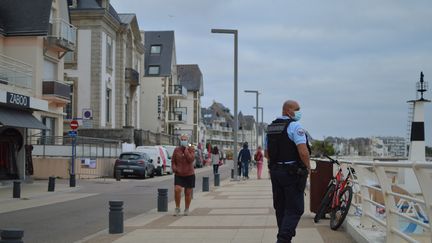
[265,116,309,243]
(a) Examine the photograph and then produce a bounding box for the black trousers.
[270,168,305,243]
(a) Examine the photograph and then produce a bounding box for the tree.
[311,140,335,157]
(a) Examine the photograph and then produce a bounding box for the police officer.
[265,100,311,243]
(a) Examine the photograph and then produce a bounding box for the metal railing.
[168,85,187,97]
[312,158,432,243]
[28,135,121,158]
[0,53,32,89]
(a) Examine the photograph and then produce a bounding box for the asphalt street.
[0,163,233,243]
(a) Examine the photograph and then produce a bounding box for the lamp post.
[244,90,260,151]
[211,28,239,181]
[253,106,264,147]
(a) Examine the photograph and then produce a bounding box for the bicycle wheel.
[314,183,335,223]
[330,186,353,230]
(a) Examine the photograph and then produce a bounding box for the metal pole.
[233,30,239,181]
[70,136,76,187]
[261,107,264,147]
[255,93,259,150]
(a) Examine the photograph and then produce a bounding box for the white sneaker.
[184,208,189,216]
[174,207,180,216]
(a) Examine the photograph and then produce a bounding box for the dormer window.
[148,65,160,75]
[150,45,161,54]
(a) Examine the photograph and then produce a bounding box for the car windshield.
[120,153,141,160]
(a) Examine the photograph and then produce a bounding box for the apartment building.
[65,0,144,130]
[141,31,187,136]
[176,64,204,144]
[0,0,75,180]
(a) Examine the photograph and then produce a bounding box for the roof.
[144,31,175,77]
[118,14,135,24]
[0,0,52,36]
[177,64,204,95]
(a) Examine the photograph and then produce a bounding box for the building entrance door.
[0,128,22,180]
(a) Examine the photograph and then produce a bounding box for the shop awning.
[0,107,48,130]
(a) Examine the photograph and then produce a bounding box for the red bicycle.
[313,155,355,230]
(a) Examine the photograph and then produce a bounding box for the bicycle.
[313,155,355,230]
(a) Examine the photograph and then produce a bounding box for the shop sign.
[7,92,30,108]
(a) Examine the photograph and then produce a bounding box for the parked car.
[136,146,166,176]
[113,152,155,179]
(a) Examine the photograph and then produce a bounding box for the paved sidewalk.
[78,166,355,243]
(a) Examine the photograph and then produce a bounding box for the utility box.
[310,159,333,213]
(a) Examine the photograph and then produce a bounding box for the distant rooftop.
[144,31,176,77]
[177,64,204,95]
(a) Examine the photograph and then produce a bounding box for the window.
[42,117,56,144]
[106,36,113,68]
[148,66,160,75]
[106,89,111,123]
[150,45,161,54]
[64,82,74,119]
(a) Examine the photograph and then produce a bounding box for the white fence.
[312,158,432,243]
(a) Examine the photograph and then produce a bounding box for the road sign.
[70,120,79,130]
[68,130,77,137]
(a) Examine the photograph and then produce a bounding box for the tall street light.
[211,28,239,181]
[254,106,264,147]
[244,90,260,151]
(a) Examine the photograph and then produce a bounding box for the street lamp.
[253,106,264,147]
[211,28,239,181]
[244,90,260,151]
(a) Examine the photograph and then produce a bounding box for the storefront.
[0,91,48,181]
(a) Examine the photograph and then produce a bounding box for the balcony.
[47,18,76,52]
[167,107,187,124]
[168,85,187,99]
[0,53,32,89]
[125,68,139,86]
[42,80,70,103]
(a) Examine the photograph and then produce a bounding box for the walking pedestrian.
[237,142,251,179]
[211,146,220,174]
[172,134,195,216]
[265,100,311,243]
[254,146,264,179]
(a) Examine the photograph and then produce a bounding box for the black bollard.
[157,188,168,212]
[69,174,76,187]
[231,169,234,179]
[214,173,220,187]
[0,228,24,243]
[202,176,209,192]
[109,201,123,234]
[13,181,20,199]
[115,169,121,181]
[48,176,55,192]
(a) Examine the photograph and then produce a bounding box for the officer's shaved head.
[282,100,299,116]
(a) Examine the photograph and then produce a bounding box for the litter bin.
[310,159,333,214]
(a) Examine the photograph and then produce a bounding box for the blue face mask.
[180,140,188,147]
[293,111,302,121]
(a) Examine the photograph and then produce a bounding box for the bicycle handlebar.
[324,154,340,165]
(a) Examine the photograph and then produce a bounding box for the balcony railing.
[167,107,187,123]
[168,85,187,98]
[42,80,70,101]
[0,53,32,89]
[125,68,139,86]
[47,18,76,51]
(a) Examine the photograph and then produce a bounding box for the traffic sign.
[68,130,77,137]
[70,120,79,130]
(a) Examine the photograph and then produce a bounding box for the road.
[0,162,233,243]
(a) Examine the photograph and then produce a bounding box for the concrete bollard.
[231,169,234,179]
[13,181,20,199]
[0,228,24,243]
[109,201,123,234]
[157,188,168,212]
[202,176,209,192]
[48,176,55,192]
[214,173,220,187]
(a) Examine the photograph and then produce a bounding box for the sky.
[111,0,432,145]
